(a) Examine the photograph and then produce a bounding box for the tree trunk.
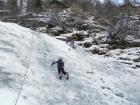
[19,0,28,15]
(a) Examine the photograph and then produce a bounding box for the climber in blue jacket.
[52,57,69,80]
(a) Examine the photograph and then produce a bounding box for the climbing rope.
[14,35,34,105]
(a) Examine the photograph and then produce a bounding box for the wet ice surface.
[0,21,140,105]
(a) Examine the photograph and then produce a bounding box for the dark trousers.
[58,67,67,75]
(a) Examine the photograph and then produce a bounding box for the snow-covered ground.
[0,21,140,105]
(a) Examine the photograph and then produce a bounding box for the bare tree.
[27,0,42,12]
[18,0,28,15]
[0,0,5,9]
[124,0,131,5]
[7,0,19,16]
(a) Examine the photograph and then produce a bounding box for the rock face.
[83,42,92,48]
[46,26,67,36]
[125,41,140,47]
[1,9,140,56]
[72,33,85,41]
[89,44,111,55]
[0,10,9,16]
[133,57,140,62]
[2,13,46,29]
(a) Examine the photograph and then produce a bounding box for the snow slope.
[0,21,140,105]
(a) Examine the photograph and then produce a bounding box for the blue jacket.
[52,59,64,69]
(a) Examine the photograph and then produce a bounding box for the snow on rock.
[82,39,93,48]
[0,21,140,105]
[88,44,112,55]
[106,48,140,68]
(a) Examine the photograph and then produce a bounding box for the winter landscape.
[0,0,140,105]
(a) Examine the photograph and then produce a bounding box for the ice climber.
[66,37,75,48]
[51,57,69,80]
